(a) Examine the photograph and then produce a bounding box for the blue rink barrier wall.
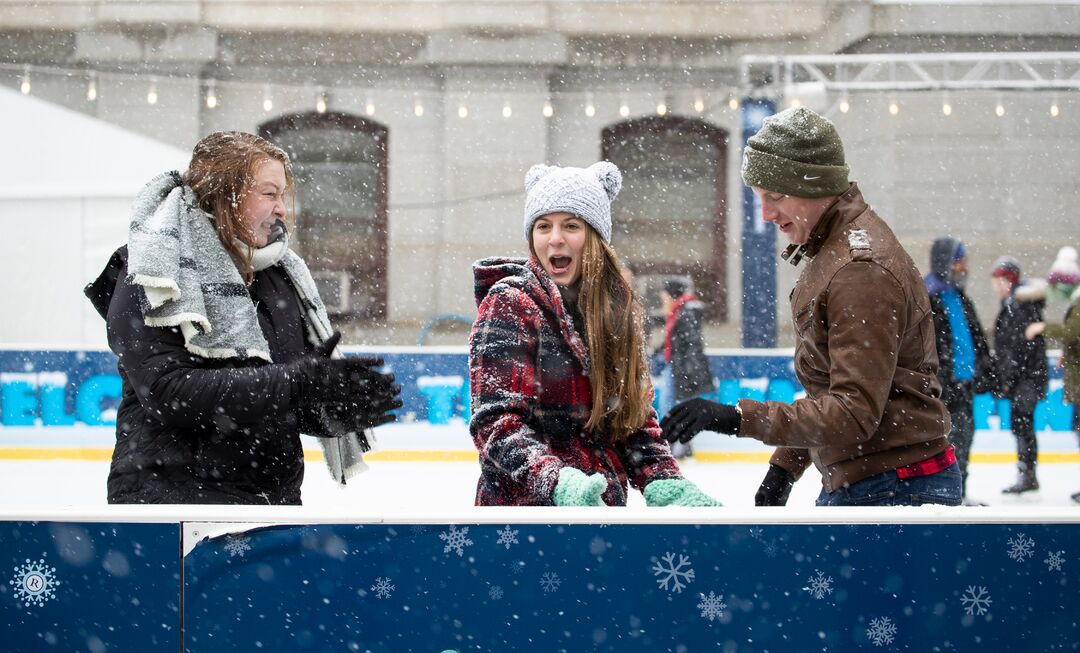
[0,346,1073,432]
[1,508,1077,653]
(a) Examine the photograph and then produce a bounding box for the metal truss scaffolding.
[740,52,1080,96]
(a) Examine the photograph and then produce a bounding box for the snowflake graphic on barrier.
[747,527,764,541]
[697,591,727,622]
[960,585,992,616]
[488,584,504,600]
[371,577,394,599]
[439,525,474,557]
[224,534,252,558]
[1006,532,1035,562]
[510,559,526,574]
[540,571,561,593]
[763,540,779,558]
[10,558,60,608]
[865,616,897,646]
[804,570,834,600]
[652,552,695,594]
[1044,550,1065,572]
[495,525,519,550]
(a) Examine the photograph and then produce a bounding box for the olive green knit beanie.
[741,106,850,198]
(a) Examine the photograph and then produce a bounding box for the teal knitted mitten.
[553,467,608,506]
[644,479,722,507]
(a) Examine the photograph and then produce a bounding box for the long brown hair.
[532,226,652,441]
[181,131,295,285]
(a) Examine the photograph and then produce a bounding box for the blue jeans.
[815,463,963,507]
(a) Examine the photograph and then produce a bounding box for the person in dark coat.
[924,237,996,501]
[468,162,719,507]
[990,256,1048,494]
[84,132,400,504]
[658,276,716,459]
[1024,246,1080,503]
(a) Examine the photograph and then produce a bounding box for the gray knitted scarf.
[126,170,369,484]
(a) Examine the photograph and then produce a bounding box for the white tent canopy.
[0,86,190,345]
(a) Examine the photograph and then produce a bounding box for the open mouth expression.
[533,212,587,286]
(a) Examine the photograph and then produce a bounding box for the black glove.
[327,388,404,431]
[660,398,741,444]
[754,464,795,506]
[285,332,395,407]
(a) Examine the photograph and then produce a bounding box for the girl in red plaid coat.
[468,162,720,507]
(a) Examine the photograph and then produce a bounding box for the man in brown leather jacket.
[661,106,960,507]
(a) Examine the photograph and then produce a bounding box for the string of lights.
[1,62,743,119]
[5,53,1077,120]
[744,52,1080,118]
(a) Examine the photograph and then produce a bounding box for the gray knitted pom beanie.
[741,107,850,198]
[523,161,622,243]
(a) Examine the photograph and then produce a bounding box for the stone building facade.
[3,0,1079,346]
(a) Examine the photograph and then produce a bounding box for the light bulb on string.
[19,67,30,94]
[502,101,512,118]
[457,104,468,118]
[413,97,424,117]
[146,78,159,105]
[727,95,739,111]
[995,96,1005,118]
[262,86,274,112]
[315,89,328,114]
[205,80,217,109]
[941,90,952,116]
[656,98,667,116]
[693,95,705,113]
[836,64,848,114]
[542,99,554,118]
[618,97,630,118]
[584,94,596,118]
[1050,96,1060,118]
[86,74,98,102]
[888,96,899,116]
[365,97,375,116]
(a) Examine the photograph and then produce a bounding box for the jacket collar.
[782,182,867,265]
[471,256,590,373]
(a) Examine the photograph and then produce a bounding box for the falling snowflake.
[495,525,519,550]
[540,571,561,593]
[371,577,394,599]
[960,585,992,616]
[488,584,504,600]
[865,616,897,646]
[1044,550,1065,572]
[651,552,695,594]
[1006,532,1036,562]
[589,536,608,556]
[10,558,60,608]
[224,534,252,558]
[697,591,727,622]
[804,570,834,600]
[439,525,474,557]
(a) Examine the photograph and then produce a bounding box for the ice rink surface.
[1,421,1076,510]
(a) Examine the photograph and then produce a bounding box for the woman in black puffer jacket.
[85,132,400,504]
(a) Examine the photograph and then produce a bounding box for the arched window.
[260,112,388,320]
[601,116,728,321]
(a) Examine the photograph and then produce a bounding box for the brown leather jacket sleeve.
[738,261,904,449]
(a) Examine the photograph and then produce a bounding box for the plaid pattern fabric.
[895,446,957,479]
[469,257,681,506]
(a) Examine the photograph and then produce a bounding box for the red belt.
[895,446,956,479]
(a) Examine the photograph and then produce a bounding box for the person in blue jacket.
[924,237,996,502]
